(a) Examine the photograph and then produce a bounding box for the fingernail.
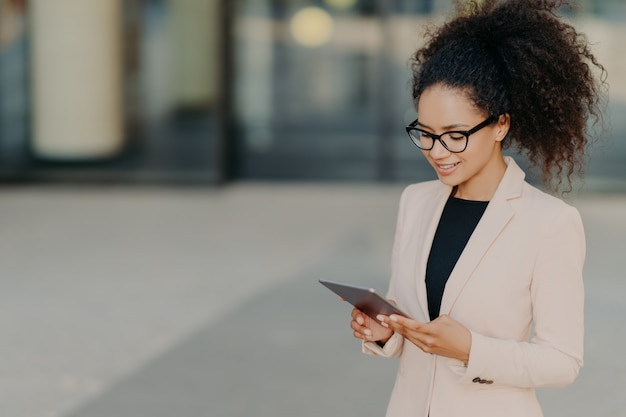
[380,321,389,328]
[389,315,398,322]
[356,316,364,325]
[376,314,384,322]
[364,329,372,336]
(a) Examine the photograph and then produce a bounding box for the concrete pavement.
[0,183,624,417]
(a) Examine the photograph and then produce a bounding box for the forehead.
[416,84,482,124]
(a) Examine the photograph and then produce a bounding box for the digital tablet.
[319,279,410,321]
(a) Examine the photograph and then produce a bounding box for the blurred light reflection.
[289,6,334,48]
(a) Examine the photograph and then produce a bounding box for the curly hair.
[410,0,607,191]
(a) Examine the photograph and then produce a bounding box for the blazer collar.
[436,156,526,316]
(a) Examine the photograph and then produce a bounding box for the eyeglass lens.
[409,130,467,152]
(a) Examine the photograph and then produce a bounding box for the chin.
[436,174,460,188]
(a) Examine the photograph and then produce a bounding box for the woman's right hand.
[351,308,394,344]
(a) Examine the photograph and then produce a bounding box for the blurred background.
[1,0,625,187]
[1,1,625,417]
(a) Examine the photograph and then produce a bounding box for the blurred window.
[0,0,30,175]
[230,0,626,190]
[231,0,439,181]
[0,0,624,190]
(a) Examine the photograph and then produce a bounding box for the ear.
[495,113,511,142]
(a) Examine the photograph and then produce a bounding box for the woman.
[349,1,606,416]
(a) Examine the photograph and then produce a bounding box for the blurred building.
[0,0,624,186]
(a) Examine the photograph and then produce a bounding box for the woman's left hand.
[378,313,472,364]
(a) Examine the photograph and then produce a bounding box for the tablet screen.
[319,279,410,321]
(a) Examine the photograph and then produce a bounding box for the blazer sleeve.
[363,332,404,357]
[457,205,585,387]
[361,186,412,359]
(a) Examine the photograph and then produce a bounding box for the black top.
[425,195,489,321]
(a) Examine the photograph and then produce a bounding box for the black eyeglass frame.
[405,115,498,153]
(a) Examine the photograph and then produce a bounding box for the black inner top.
[425,195,489,321]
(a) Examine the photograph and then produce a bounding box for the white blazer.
[364,157,585,417]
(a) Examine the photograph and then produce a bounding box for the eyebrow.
[416,121,471,131]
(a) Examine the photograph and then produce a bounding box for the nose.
[428,138,450,159]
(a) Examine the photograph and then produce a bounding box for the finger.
[350,320,366,333]
[384,317,432,351]
[389,314,420,328]
[350,318,373,338]
[385,315,423,336]
[351,309,365,325]
[353,328,372,340]
[384,315,402,330]
[350,320,359,332]
[376,314,390,328]
[384,318,404,334]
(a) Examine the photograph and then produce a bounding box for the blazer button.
[472,377,494,384]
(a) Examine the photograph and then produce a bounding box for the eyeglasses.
[405,115,497,153]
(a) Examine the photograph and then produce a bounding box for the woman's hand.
[380,314,472,363]
[350,308,394,343]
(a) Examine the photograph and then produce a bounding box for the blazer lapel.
[439,157,525,316]
[415,184,452,320]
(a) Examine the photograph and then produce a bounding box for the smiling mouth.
[438,162,461,170]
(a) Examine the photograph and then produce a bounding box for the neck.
[454,156,507,201]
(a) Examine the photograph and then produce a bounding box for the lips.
[438,162,460,170]
[433,161,461,176]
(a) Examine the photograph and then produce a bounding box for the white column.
[30,0,123,159]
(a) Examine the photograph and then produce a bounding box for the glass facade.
[0,0,223,183]
[0,0,30,175]
[0,0,625,187]
[232,0,444,182]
